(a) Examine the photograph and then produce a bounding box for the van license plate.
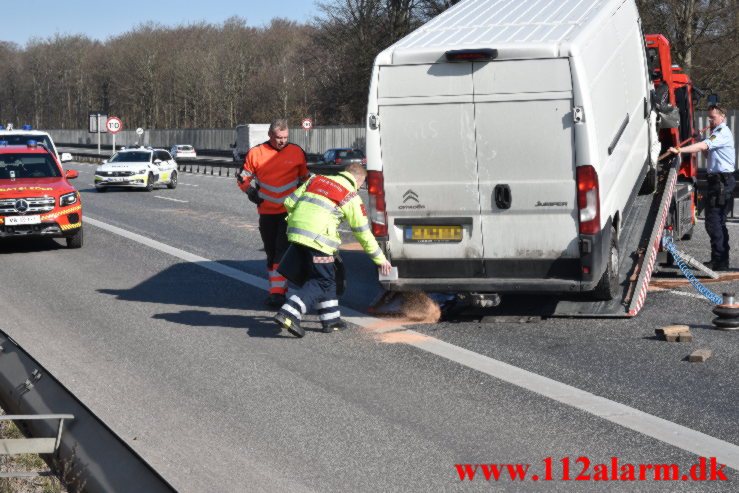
[405,225,462,242]
[6,215,41,225]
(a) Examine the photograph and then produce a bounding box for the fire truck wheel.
[167,171,178,189]
[66,228,83,249]
[145,173,156,192]
[592,226,619,300]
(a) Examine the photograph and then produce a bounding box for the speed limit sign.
[301,119,313,130]
[106,117,122,134]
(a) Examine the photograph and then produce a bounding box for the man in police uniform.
[237,120,310,307]
[670,104,736,270]
[273,163,393,337]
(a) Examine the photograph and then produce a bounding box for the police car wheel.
[167,171,178,189]
[145,173,156,192]
[66,228,83,249]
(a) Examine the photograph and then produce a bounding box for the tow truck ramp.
[552,158,680,317]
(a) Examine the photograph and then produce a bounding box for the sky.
[0,0,319,47]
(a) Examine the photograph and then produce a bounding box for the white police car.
[95,147,178,192]
[0,124,73,164]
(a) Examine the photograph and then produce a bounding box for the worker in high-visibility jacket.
[236,119,310,307]
[274,163,393,337]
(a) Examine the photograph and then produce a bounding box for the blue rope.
[663,237,723,304]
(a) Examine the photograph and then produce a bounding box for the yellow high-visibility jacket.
[284,171,386,265]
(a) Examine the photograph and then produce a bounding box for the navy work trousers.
[278,244,340,329]
[705,173,736,263]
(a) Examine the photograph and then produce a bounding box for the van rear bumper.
[380,277,582,293]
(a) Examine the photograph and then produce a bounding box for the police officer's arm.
[339,195,388,266]
[669,142,708,154]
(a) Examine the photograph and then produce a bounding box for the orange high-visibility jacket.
[238,142,310,214]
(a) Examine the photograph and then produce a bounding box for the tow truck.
[0,140,83,248]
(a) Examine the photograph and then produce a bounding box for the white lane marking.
[663,289,708,300]
[154,196,188,203]
[85,216,267,290]
[84,215,739,470]
[408,335,739,471]
[179,183,199,187]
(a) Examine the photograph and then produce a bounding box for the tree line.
[0,0,735,131]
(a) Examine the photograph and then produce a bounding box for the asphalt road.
[1,160,737,492]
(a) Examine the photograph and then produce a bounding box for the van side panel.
[578,1,649,233]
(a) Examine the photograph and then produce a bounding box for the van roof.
[382,0,620,64]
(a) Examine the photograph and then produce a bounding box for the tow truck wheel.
[66,227,83,249]
[145,173,156,192]
[592,226,619,300]
[167,171,178,189]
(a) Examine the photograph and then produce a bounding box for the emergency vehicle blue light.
[0,125,4,130]
[27,140,37,147]
[0,141,7,146]
[22,125,32,130]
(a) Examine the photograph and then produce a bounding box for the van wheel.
[592,226,619,300]
[167,171,178,189]
[639,166,657,195]
[66,227,83,249]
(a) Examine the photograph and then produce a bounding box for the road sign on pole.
[106,117,122,134]
[106,117,122,154]
[301,119,313,130]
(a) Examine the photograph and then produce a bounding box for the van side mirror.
[65,169,78,179]
[102,159,108,164]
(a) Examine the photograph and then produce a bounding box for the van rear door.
[377,63,485,277]
[473,58,580,279]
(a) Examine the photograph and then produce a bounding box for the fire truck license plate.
[6,215,41,225]
[406,225,462,242]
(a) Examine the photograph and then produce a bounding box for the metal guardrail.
[0,331,177,492]
[0,413,74,478]
[63,146,331,177]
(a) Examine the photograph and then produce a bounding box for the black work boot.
[274,312,304,338]
[321,319,348,333]
[266,293,286,308]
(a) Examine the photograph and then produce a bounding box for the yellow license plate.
[406,225,462,242]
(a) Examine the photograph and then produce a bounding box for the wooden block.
[678,332,693,342]
[689,349,712,362]
[665,334,679,342]
[656,325,690,336]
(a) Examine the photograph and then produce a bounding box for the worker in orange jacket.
[237,119,310,307]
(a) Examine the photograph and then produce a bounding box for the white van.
[365,0,656,301]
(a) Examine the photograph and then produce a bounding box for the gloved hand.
[246,185,263,205]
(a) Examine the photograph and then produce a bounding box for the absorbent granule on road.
[401,292,441,323]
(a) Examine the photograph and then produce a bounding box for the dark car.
[320,148,366,169]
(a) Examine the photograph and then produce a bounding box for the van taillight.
[367,171,387,237]
[335,158,342,164]
[576,165,600,235]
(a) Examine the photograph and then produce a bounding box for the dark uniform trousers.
[705,173,736,264]
[278,244,340,329]
[259,213,289,295]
